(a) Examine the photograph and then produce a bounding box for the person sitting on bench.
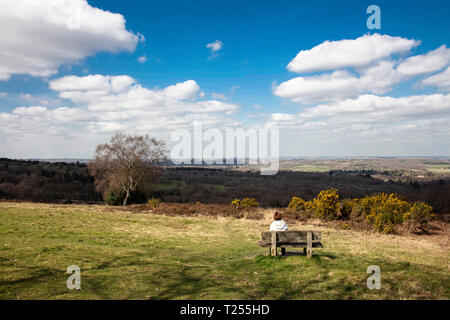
[269,212,288,231]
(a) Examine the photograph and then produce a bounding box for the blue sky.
[0,0,449,158]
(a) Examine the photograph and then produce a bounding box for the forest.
[0,158,448,216]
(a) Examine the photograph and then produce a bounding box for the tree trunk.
[123,191,130,206]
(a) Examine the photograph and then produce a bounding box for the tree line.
[0,133,448,215]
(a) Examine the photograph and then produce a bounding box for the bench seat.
[258,230,323,257]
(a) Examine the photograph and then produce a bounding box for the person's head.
[274,211,282,221]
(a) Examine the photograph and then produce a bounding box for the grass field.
[0,202,449,299]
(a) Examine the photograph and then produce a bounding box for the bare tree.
[88,133,166,206]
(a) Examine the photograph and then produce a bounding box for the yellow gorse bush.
[288,196,306,211]
[148,197,161,209]
[364,193,411,233]
[231,197,259,209]
[287,190,435,233]
[404,201,434,223]
[312,188,340,220]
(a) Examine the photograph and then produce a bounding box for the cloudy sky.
[0,0,449,158]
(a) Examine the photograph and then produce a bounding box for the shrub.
[311,188,340,220]
[365,193,411,233]
[103,190,124,206]
[350,203,364,221]
[148,197,162,209]
[338,199,357,220]
[404,201,434,224]
[304,200,316,213]
[288,196,306,211]
[358,193,389,215]
[231,197,259,209]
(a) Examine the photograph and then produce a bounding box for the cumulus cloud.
[274,60,403,104]
[206,40,223,52]
[287,34,419,74]
[266,93,450,156]
[296,94,450,122]
[275,35,450,105]
[269,94,450,134]
[397,45,450,76]
[0,75,241,157]
[421,67,450,91]
[0,0,140,80]
[163,80,201,101]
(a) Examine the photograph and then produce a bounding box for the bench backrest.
[261,231,321,242]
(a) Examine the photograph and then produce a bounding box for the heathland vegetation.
[0,133,448,299]
[0,201,448,299]
[1,158,448,214]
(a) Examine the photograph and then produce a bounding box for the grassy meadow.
[0,201,448,299]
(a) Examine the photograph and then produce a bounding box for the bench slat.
[258,240,323,248]
[261,231,321,242]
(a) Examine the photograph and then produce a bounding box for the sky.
[0,0,449,159]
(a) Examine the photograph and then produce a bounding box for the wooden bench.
[258,231,323,257]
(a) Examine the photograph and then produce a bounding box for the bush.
[338,199,357,220]
[103,190,124,206]
[304,200,316,213]
[231,197,259,209]
[350,203,364,221]
[288,196,306,211]
[403,201,434,233]
[365,193,411,233]
[104,189,148,206]
[358,193,389,215]
[311,188,340,220]
[148,197,162,209]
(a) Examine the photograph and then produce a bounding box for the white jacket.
[270,220,288,231]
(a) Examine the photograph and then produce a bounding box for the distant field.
[279,158,450,179]
[0,202,448,299]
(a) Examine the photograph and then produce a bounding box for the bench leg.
[281,247,286,256]
[307,231,312,258]
[271,232,277,256]
[303,247,307,256]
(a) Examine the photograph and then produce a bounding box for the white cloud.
[0,92,7,98]
[422,66,450,91]
[266,93,450,156]
[206,40,223,52]
[0,75,241,157]
[163,80,201,101]
[138,55,147,63]
[269,94,450,131]
[272,113,296,121]
[275,35,450,105]
[296,94,450,122]
[0,0,140,80]
[287,34,419,74]
[397,45,450,76]
[274,60,403,104]
[211,92,227,100]
[274,70,360,104]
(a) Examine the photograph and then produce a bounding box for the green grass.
[0,202,448,299]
